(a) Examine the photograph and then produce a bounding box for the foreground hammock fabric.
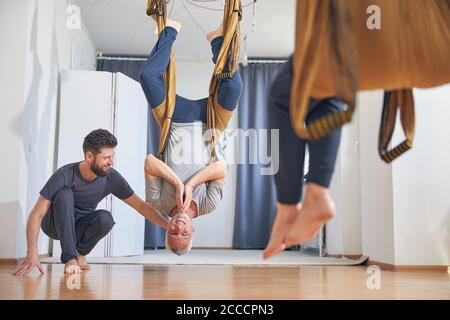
[291,0,450,162]
[146,0,242,161]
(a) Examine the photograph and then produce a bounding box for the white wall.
[0,0,30,258]
[0,0,96,259]
[392,85,450,266]
[176,61,236,247]
[358,87,450,266]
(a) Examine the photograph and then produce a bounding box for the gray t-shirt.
[146,121,225,217]
[40,162,134,219]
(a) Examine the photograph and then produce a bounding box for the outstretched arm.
[123,194,169,229]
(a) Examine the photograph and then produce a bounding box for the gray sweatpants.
[41,188,115,263]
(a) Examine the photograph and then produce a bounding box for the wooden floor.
[1,263,449,300]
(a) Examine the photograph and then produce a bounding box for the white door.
[109,72,147,257]
[54,70,114,258]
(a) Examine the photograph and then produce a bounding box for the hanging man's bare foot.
[263,203,302,260]
[283,183,335,247]
[64,259,82,274]
[76,252,90,271]
[207,22,223,43]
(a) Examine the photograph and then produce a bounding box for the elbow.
[145,154,156,163]
[216,160,227,180]
[145,154,157,175]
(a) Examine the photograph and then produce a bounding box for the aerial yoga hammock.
[290,0,450,163]
[145,0,242,162]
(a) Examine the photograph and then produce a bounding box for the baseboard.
[192,247,233,250]
[325,256,448,272]
[325,254,363,260]
[0,254,50,265]
[0,258,20,265]
[368,259,449,272]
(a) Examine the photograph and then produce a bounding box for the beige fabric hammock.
[146,0,242,161]
[291,0,450,162]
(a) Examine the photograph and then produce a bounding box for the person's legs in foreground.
[263,57,343,259]
[263,58,306,259]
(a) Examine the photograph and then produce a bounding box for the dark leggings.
[41,188,115,263]
[139,26,243,123]
[269,56,344,204]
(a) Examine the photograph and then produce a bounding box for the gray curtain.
[97,58,165,249]
[233,63,284,249]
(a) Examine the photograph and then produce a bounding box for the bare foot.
[64,259,82,274]
[166,18,181,33]
[76,252,90,271]
[207,22,223,43]
[283,183,335,247]
[263,203,302,260]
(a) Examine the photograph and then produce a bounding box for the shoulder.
[107,167,120,178]
[54,162,78,178]
[107,168,127,182]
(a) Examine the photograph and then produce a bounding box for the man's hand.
[12,254,45,276]
[183,183,194,211]
[12,196,50,276]
[175,182,184,211]
[123,194,169,229]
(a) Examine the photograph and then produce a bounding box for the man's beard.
[91,162,109,177]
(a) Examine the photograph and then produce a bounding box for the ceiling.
[75,0,296,60]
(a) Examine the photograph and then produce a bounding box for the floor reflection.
[1,263,449,300]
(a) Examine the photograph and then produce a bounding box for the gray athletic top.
[40,162,134,220]
[146,122,225,217]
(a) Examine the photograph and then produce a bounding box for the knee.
[218,77,243,110]
[96,210,115,234]
[230,75,243,94]
[139,75,165,109]
[53,188,74,207]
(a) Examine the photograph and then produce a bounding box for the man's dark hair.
[82,129,118,154]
